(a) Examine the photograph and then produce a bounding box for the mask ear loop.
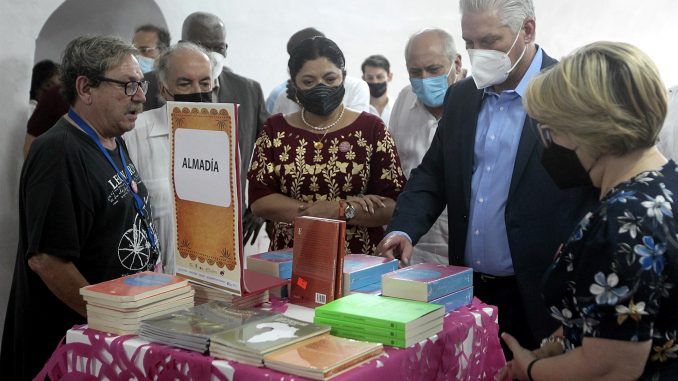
[506,23,528,74]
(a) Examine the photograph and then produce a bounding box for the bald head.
[181,12,227,55]
[405,29,457,65]
[156,43,212,100]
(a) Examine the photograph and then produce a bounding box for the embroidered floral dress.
[543,161,678,379]
[248,112,405,255]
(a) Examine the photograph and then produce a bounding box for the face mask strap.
[505,22,528,74]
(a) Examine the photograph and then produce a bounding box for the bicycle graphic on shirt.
[118,199,157,271]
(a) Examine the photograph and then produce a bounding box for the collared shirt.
[389,85,449,264]
[266,81,287,114]
[124,105,175,274]
[272,76,371,114]
[368,97,392,128]
[464,48,543,276]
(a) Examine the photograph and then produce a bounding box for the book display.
[381,263,473,303]
[342,254,397,295]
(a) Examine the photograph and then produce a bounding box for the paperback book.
[381,263,472,302]
[342,254,397,292]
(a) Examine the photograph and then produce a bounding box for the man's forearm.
[28,253,90,317]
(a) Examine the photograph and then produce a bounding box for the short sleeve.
[23,141,93,260]
[366,119,405,200]
[581,197,669,342]
[247,121,280,204]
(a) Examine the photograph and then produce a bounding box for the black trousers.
[473,272,539,360]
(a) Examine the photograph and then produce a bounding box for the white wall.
[1,0,678,346]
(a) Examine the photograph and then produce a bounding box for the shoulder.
[220,69,263,92]
[351,112,387,135]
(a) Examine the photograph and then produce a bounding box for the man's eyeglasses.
[97,77,149,96]
[536,123,553,148]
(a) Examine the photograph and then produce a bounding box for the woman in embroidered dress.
[247,37,405,255]
[498,42,678,381]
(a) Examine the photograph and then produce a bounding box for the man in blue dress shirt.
[379,0,595,357]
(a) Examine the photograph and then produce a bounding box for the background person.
[500,41,678,381]
[248,37,405,255]
[361,54,393,126]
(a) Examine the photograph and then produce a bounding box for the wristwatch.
[344,201,356,221]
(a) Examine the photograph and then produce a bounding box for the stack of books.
[80,272,195,335]
[342,254,398,295]
[314,293,444,348]
[263,334,384,380]
[381,263,473,313]
[192,269,288,307]
[192,283,269,308]
[138,301,274,353]
[246,248,293,297]
[210,314,331,366]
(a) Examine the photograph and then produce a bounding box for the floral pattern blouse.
[542,161,678,380]
[248,112,405,255]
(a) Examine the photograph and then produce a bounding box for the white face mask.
[467,28,527,89]
[207,51,226,80]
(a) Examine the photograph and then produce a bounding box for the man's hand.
[377,233,413,267]
[243,207,265,245]
[496,333,538,381]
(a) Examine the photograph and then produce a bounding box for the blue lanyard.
[68,109,159,257]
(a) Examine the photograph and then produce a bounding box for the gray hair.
[155,42,212,86]
[459,0,535,33]
[405,29,458,64]
[60,35,137,104]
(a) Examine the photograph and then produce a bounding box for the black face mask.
[368,81,387,98]
[173,91,213,103]
[540,143,593,189]
[296,83,345,116]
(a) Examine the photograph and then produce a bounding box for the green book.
[314,293,444,331]
[328,323,443,348]
[313,314,442,340]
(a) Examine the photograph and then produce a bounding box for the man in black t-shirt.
[1,35,157,380]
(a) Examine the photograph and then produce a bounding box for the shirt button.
[486,166,491,172]
[479,198,484,203]
[499,106,505,111]
[490,134,496,140]
[474,229,480,236]
[476,260,481,265]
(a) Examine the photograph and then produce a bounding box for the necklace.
[301,105,345,149]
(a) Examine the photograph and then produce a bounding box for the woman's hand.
[346,194,386,214]
[496,333,538,381]
[299,200,340,219]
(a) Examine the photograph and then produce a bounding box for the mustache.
[128,104,143,114]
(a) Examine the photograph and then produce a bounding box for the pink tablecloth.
[37,298,505,381]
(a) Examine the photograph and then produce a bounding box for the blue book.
[343,254,398,291]
[381,264,472,302]
[246,249,293,279]
[345,281,382,296]
[430,286,473,313]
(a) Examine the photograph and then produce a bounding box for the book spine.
[427,269,473,301]
[278,262,293,280]
[348,261,398,290]
[313,310,405,330]
[430,286,473,313]
[314,316,406,339]
[329,327,407,348]
[333,222,347,300]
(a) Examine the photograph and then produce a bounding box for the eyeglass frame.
[96,76,149,96]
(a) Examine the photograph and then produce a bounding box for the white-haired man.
[389,29,462,265]
[125,42,213,275]
[379,0,597,358]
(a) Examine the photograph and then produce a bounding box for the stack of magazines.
[139,301,274,353]
[80,272,195,335]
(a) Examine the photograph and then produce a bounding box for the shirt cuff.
[384,231,412,244]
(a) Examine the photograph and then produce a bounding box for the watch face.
[345,203,356,220]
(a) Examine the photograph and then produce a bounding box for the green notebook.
[314,314,442,340]
[313,293,444,331]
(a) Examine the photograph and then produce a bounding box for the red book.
[290,216,346,307]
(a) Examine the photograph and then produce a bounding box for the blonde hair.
[524,41,667,157]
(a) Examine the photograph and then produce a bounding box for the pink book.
[381,264,472,302]
[80,272,189,302]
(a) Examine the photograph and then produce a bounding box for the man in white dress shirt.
[362,54,393,127]
[388,28,462,264]
[125,42,213,274]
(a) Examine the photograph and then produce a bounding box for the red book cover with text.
[289,216,346,308]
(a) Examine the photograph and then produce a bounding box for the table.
[37,298,505,380]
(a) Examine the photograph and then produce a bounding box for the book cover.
[314,314,443,340]
[289,216,346,307]
[247,248,293,279]
[263,333,383,380]
[381,263,472,302]
[169,102,244,295]
[83,286,193,309]
[343,254,398,291]
[210,314,330,358]
[429,286,473,313]
[80,272,189,302]
[314,293,443,331]
[327,323,443,349]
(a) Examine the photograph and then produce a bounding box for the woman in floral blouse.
[498,42,678,381]
[248,37,405,255]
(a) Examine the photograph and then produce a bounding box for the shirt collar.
[148,104,169,137]
[483,46,543,98]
